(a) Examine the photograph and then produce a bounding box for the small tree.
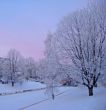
[44,33,60,99]
[7,49,24,86]
[25,57,37,80]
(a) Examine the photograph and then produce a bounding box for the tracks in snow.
[18,89,70,110]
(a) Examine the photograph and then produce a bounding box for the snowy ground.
[0,81,45,93]
[29,87,106,110]
[0,81,106,110]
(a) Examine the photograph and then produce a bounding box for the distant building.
[0,57,10,83]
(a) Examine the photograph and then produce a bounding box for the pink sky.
[0,0,87,61]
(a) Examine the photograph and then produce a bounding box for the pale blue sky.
[0,0,87,60]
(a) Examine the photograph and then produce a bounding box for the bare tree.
[7,49,24,86]
[55,0,106,96]
[25,57,37,80]
[44,33,60,99]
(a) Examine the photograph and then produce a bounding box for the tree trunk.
[52,93,54,100]
[93,76,97,87]
[12,81,14,87]
[88,87,93,96]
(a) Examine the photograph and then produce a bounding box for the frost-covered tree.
[44,33,61,99]
[37,59,47,82]
[25,57,37,80]
[7,49,24,86]
[55,0,106,96]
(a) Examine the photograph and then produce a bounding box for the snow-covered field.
[30,87,106,110]
[0,81,106,110]
[0,81,45,93]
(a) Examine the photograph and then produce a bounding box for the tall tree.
[55,0,106,96]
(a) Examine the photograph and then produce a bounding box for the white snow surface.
[0,81,106,110]
[0,81,45,93]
